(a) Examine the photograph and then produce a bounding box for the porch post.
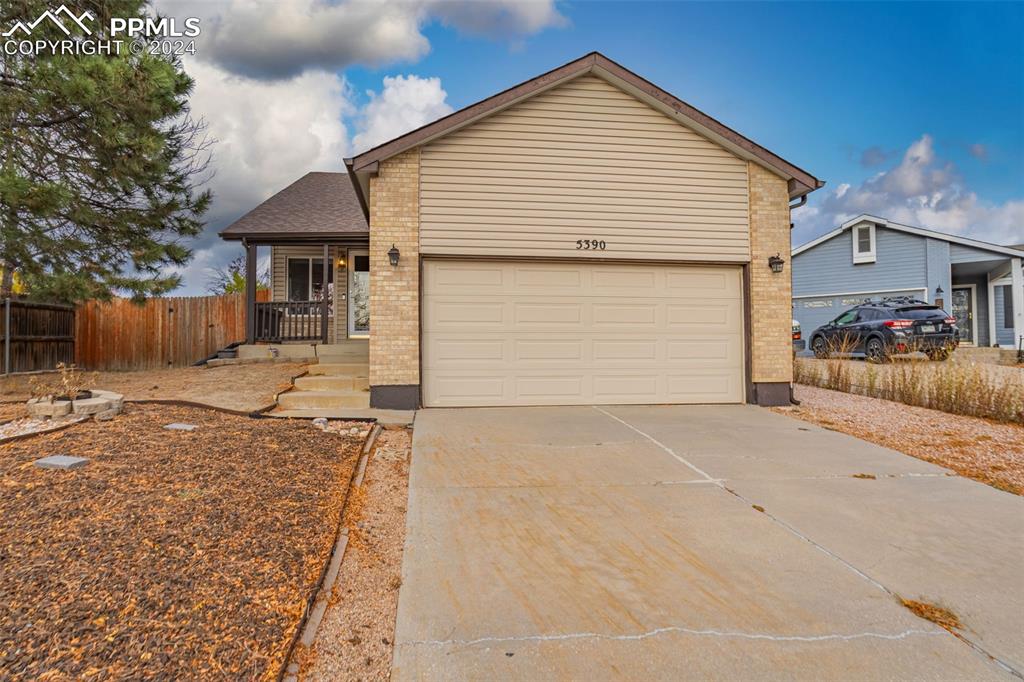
[245,240,256,345]
[321,243,330,344]
[1012,257,1024,351]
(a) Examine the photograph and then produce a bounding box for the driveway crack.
[590,406,1024,681]
[400,626,944,648]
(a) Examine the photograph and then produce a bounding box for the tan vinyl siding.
[269,245,347,342]
[419,74,750,262]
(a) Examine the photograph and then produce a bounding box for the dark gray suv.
[809,297,958,362]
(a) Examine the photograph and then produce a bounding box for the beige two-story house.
[222,52,823,410]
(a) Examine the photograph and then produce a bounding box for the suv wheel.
[926,348,951,361]
[812,336,830,359]
[865,337,890,363]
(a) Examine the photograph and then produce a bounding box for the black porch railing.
[253,301,329,342]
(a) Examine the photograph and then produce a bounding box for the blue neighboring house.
[792,214,1023,349]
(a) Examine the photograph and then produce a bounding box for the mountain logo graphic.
[3,5,95,37]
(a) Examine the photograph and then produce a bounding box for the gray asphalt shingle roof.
[219,172,367,239]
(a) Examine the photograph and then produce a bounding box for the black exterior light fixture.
[935,285,944,297]
[388,244,400,267]
[768,253,785,274]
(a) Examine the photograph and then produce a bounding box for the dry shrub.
[821,335,858,393]
[794,354,1024,425]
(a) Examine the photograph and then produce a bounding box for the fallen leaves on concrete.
[776,385,1024,495]
[298,427,412,681]
[0,404,362,680]
[901,598,962,631]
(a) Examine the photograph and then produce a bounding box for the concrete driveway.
[393,405,1023,680]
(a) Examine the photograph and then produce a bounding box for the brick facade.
[368,149,420,392]
[747,161,793,386]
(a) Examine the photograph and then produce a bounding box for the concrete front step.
[294,375,369,392]
[316,355,370,365]
[306,362,368,376]
[278,390,370,410]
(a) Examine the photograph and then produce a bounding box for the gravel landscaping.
[298,427,412,681]
[776,384,1024,495]
[0,404,367,680]
[0,362,307,413]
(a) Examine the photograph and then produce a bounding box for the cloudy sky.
[155,0,1024,294]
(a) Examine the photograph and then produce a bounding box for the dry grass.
[795,354,1024,425]
[900,598,962,631]
[779,385,1024,495]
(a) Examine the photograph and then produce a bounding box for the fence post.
[3,298,9,375]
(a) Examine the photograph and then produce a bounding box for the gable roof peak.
[349,51,822,200]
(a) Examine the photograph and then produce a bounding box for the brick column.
[368,149,420,409]
[748,162,793,406]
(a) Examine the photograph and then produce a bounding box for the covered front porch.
[243,240,369,345]
[217,172,371,347]
[949,255,1023,349]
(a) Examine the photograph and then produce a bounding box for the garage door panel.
[666,302,738,329]
[590,268,658,292]
[592,339,659,361]
[667,337,741,362]
[512,266,583,290]
[423,260,744,406]
[514,302,583,324]
[431,300,505,324]
[431,263,506,288]
[431,339,506,362]
[515,339,584,361]
[592,303,657,326]
[665,372,738,400]
[516,375,586,400]
[665,269,739,296]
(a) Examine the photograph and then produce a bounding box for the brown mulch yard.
[776,384,1024,495]
[0,404,366,680]
[0,362,306,414]
[298,427,412,681]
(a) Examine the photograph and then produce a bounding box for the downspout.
[788,194,807,404]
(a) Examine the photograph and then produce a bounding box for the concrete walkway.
[394,405,1023,680]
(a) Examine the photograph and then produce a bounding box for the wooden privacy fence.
[75,291,268,371]
[1,299,76,373]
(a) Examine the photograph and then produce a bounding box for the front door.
[348,250,370,337]
[951,286,974,344]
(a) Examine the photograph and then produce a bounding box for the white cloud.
[186,60,352,223]
[170,64,460,293]
[352,75,453,154]
[795,134,1024,247]
[430,0,568,37]
[165,60,353,294]
[158,0,565,80]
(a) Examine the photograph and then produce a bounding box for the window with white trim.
[852,224,876,264]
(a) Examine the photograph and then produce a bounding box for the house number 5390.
[575,239,607,250]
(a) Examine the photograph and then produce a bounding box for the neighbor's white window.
[852,224,876,264]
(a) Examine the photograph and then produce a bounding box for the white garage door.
[422,260,744,407]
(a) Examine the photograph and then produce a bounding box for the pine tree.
[0,0,211,301]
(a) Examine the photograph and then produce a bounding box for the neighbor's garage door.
[793,289,926,339]
[422,260,744,407]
